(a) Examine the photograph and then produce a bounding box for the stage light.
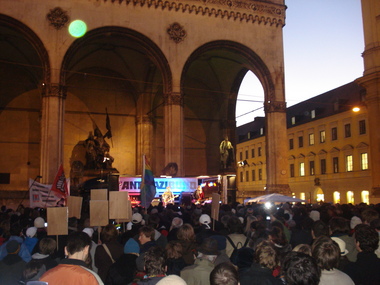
[352,106,360,112]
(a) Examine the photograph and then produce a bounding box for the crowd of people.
[0,200,380,285]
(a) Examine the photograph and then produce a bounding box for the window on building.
[291,117,296,125]
[258,147,262,156]
[246,171,249,182]
[361,190,369,204]
[289,139,294,150]
[239,152,242,161]
[331,127,338,141]
[299,162,305,176]
[320,159,326,174]
[240,172,243,182]
[361,152,368,170]
[333,157,339,173]
[345,124,351,138]
[309,133,315,146]
[333,191,340,204]
[300,192,306,202]
[311,109,316,119]
[245,150,248,159]
[320,130,326,143]
[347,191,354,204]
[252,169,256,181]
[260,128,264,135]
[298,136,304,148]
[290,164,295,177]
[258,169,262,180]
[251,149,255,158]
[346,155,353,172]
[359,120,366,135]
[310,161,315,175]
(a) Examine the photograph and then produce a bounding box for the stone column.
[40,83,66,184]
[357,0,380,196]
[264,100,290,194]
[136,115,154,174]
[163,92,184,176]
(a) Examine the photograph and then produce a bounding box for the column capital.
[163,92,183,106]
[264,100,286,113]
[41,83,67,99]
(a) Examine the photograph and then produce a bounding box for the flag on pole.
[140,155,156,208]
[104,108,112,139]
[50,164,69,203]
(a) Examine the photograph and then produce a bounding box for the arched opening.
[333,191,341,204]
[347,191,355,204]
[315,187,324,202]
[361,190,369,204]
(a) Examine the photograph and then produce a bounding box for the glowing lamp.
[69,20,87,38]
[352,107,360,112]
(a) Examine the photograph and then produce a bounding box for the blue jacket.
[0,236,32,262]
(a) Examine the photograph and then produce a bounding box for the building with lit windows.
[236,81,374,204]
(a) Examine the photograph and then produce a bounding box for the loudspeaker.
[108,173,120,191]
[181,192,193,206]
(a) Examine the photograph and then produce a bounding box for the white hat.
[199,214,211,225]
[350,216,362,229]
[83,228,94,238]
[26,227,37,238]
[132,213,143,224]
[34,217,45,228]
[310,210,320,222]
[238,217,244,224]
[156,275,187,285]
[331,237,349,256]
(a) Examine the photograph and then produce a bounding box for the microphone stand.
[18,175,42,209]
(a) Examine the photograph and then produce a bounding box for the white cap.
[331,237,349,256]
[83,228,94,238]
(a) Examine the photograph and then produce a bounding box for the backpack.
[225,235,249,265]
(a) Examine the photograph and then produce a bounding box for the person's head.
[311,220,329,239]
[282,252,321,285]
[177,223,195,242]
[210,262,239,285]
[171,217,183,229]
[227,216,243,234]
[329,217,350,235]
[354,224,379,252]
[39,238,57,255]
[361,208,379,225]
[312,236,340,271]
[100,224,119,243]
[65,231,92,261]
[165,240,183,259]
[139,226,155,245]
[254,240,279,270]
[293,244,312,256]
[144,246,166,275]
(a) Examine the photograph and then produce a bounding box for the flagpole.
[141,154,146,208]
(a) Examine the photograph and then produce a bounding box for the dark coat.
[0,253,26,284]
[95,240,124,282]
[240,262,282,285]
[105,253,138,285]
[166,257,187,276]
[344,252,380,285]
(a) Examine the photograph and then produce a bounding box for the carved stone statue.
[220,136,234,169]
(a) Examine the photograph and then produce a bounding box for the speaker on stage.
[181,192,193,206]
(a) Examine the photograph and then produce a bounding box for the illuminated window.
[300,192,306,202]
[333,157,339,173]
[361,153,368,170]
[346,155,353,172]
[316,188,324,202]
[299,162,305,176]
[260,128,264,135]
[311,110,316,119]
[347,191,354,204]
[333,191,340,204]
[309,133,315,146]
[291,117,296,125]
[361,190,369,204]
[320,130,326,143]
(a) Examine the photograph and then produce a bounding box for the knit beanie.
[124,238,140,255]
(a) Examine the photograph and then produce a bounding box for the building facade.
[236,82,377,204]
[0,0,290,206]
